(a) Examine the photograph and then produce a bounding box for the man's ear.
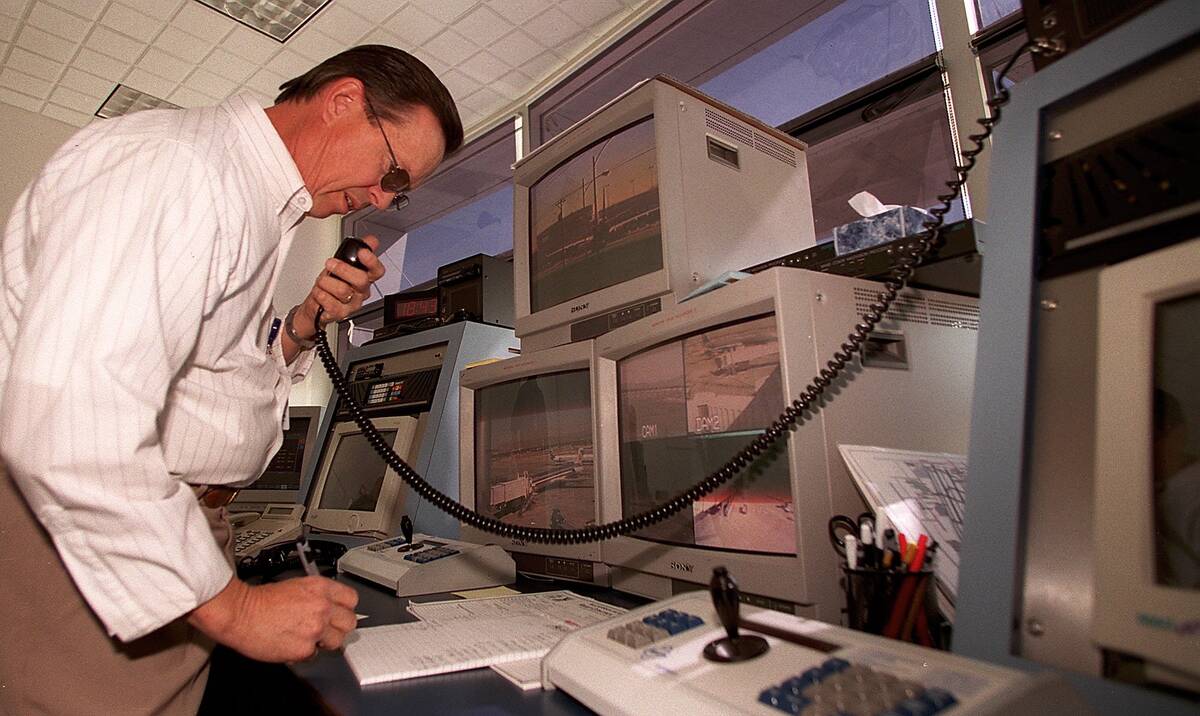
[322,77,366,126]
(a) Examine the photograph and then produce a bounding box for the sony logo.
[570,302,589,313]
[668,560,694,573]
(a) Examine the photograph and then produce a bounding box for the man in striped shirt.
[0,46,463,714]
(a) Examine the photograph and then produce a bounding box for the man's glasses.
[364,94,410,211]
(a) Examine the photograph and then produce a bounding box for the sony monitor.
[513,75,817,352]
[231,405,322,510]
[596,268,979,621]
[458,340,609,585]
[1093,238,1200,691]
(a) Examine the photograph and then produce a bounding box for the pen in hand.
[296,525,319,577]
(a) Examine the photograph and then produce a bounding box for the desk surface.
[204,546,649,716]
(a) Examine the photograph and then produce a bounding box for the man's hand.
[281,233,384,362]
[188,576,359,662]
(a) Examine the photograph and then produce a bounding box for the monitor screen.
[1153,291,1200,590]
[317,428,398,512]
[617,314,795,555]
[474,370,595,530]
[247,417,312,492]
[528,117,662,313]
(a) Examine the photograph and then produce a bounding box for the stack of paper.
[343,591,625,687]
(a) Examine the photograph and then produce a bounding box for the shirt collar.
[224,94,311,217]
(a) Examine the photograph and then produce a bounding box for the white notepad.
[343,614,563,686]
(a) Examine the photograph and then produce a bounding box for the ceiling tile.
[27,2,91,43]
[461,85,503,115]
[359,26,402,49]
[338,0,401,23]
[521,51,564,84]
[43,0,104,21]
[124,66,176,99]
[85,25,146,63]
[153,26,214,63]
[246,66,286,97]
[48,83,97,113]
[523,8,583,48]
[287,26,343,63]
[184,66,235,98]
[409,0,476,25]
[307,3,370,45]
[101,3,164,44]
[438,68,480,100]
[16,23,76,63]
[264,49,311,82]
[8,45,62,82]
[491,69,532,100]
[411,49,450,78]
[0,14,15,41]
[223,25,278,65]
[136,0,185,22]
[422,29,476,67]
[454,5,511,48]
[0,0,29,20]
[383,5,441,47]
[559,0,624,30]
[458,50,508,85]
[243,89,272,107]
[174,2,232,44]
[59,66,112,97]
[490,29,542,67]
[202,47,255,83]
[42,99,92,126]
[138,47,193,82]
[168,84,219,107]
[73,47,131,82]
[0,67,53,98]
[486,0,543,26]
[0,85,44,112]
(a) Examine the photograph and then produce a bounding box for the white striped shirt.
[0,94,316,641]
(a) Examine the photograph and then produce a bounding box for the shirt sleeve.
[0,135,237,642]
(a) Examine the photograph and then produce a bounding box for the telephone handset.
[323,36,1021,546]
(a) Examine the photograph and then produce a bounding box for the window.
[973,0,1022,31]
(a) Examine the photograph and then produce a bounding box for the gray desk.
[202,546,648,716]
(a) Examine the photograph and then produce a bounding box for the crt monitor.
[1093,238,1200,690]
[596,268,979,620]
[458,340,609,585]
[231,405,322,509]
[513,75,817,352]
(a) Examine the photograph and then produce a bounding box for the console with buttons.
[542,590,1090,716]
[336,532,516,597]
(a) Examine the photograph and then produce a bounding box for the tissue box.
[832,206,931,255]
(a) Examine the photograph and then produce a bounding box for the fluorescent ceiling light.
[96,85,181,119]
[194,0,332,42]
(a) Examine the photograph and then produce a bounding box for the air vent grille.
[704,109,796,167]
[853,287,979,331]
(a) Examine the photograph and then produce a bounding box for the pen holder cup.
[841,568,946,648]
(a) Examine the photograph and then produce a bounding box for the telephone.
[232,503,304,558]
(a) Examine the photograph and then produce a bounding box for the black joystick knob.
[334,237,370,270]
[401,515,414,545]
[703,567,770,663]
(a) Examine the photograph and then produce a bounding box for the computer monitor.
[231,405,322,510]
[513,75,817,352]
[458,340,610,585]
[1093,238,1200,689]
[596,268,979,620]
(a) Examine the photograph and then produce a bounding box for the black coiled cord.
[313,42,1043,545]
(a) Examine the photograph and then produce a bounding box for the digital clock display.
[396,297,438,318]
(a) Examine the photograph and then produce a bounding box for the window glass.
[974,0,1022,30]
[698,0,936,127]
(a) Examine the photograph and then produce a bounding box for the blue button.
[923,689,957,711]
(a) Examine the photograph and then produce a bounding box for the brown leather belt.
[191,484,241,509]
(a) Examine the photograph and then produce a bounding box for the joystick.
[395,515,418,553]
[703,567,770,663]
[334,237,370,270]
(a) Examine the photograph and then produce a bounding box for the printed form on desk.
[343,591,625,687]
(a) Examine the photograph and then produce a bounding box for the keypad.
[606,608,704,648]
[403,546,460,564]
[757,658,957,716]
[234,529,275,554]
